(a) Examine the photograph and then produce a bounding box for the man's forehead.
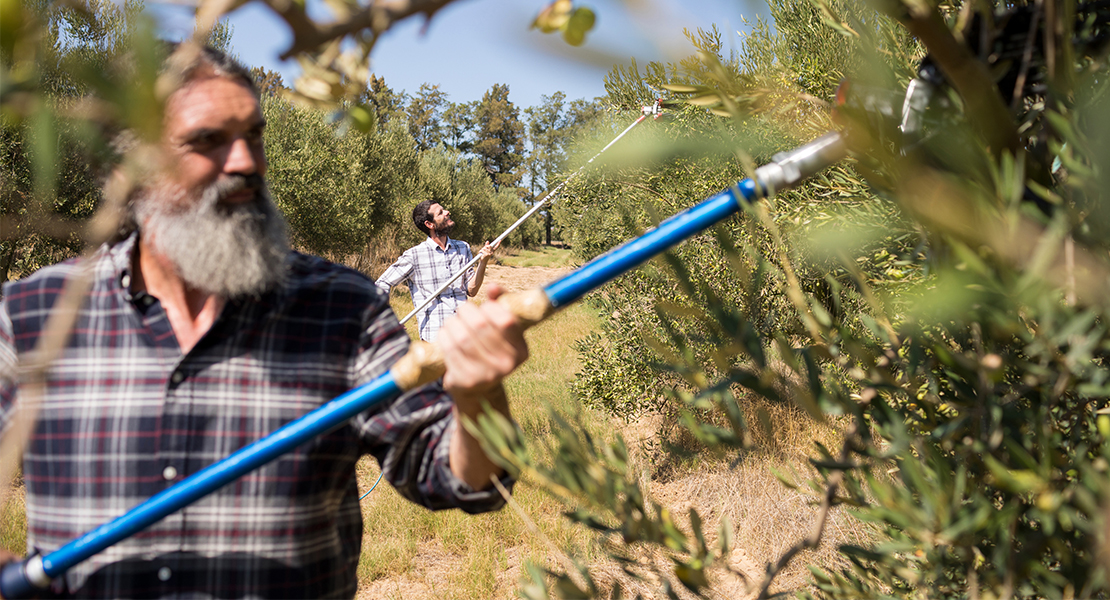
[165,76,262,136]
[429,203,445,215]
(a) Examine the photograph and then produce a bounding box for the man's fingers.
[452,301,526,365]
[440,298,529,396]
[479,241,495,260]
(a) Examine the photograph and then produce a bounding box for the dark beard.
[134,174,290,298]
[434,221,454,237]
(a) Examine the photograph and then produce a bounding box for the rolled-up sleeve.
[374,252,413,295]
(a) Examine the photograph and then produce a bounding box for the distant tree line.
[1,0,608,285]
[249,66,605,253]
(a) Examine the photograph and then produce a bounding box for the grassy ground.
[0,477,25,555]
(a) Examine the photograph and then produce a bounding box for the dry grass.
[651,451,866,594]
[610,397,868,598]
[0,472,25,554]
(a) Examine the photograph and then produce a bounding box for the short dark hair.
[412,199,437,235]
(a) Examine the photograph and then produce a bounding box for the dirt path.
[474,263,575,299]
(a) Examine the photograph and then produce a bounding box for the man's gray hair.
[162,44,258,100]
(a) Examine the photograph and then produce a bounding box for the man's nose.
[225,137,260,175]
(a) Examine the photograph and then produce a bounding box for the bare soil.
[473,263,575,299]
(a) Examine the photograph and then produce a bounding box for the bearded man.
[375,200,498,342]
[0,46,527,598]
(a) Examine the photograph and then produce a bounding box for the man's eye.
[188,133,224,151]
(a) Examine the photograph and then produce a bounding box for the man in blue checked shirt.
[0,45,527,598]
[375,200,498,342]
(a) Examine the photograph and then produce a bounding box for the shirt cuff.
[438,462,516,515]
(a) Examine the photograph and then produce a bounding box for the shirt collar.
[422,236,453,252]
[108,232,139,299]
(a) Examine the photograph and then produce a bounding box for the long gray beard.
[134,174,290,298]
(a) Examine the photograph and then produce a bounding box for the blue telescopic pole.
[0,132,845,599]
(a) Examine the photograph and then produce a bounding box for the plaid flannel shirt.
[374,237,475,342]
[0,234,510,598]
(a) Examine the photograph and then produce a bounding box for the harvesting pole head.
[641,99,664,119]
[753,133,847,198]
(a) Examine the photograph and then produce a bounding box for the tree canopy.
[473,83,526,190]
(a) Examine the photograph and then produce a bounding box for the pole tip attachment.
[1,555,48,599]
[641,99,664,119]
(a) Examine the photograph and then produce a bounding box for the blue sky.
[151,0,768,109]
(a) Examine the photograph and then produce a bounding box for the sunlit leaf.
[562,6,595,46]
[531,0,572,34]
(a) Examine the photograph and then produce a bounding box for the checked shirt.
[0,234,510,598]
[374,237,475,342]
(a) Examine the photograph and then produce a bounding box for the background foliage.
[490,0,1110,597]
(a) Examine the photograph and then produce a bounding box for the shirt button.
[170,371,184,384]
[163,466,177,480]
[158,567,172,581]
[143,295,154,306]
[120,273,131,288]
